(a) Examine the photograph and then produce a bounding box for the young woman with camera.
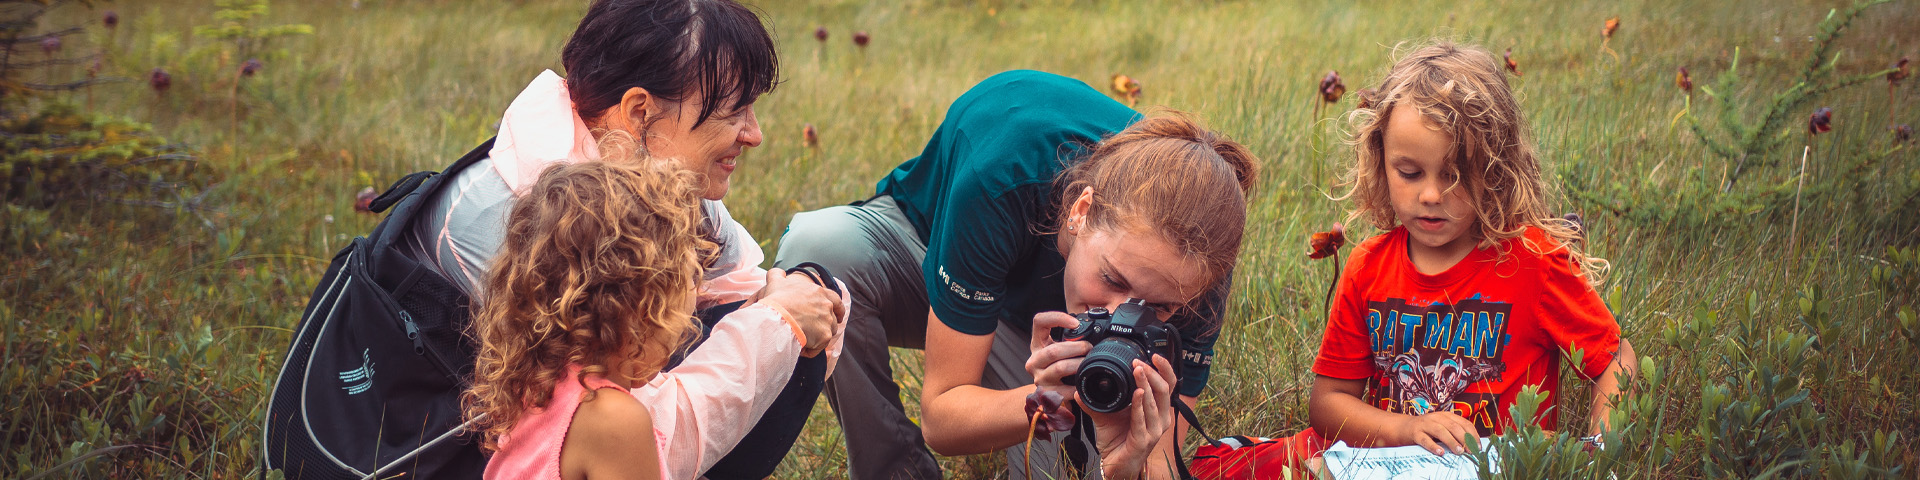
[774,70,1258,479]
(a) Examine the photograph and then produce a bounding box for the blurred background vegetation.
[1,0,1915,477]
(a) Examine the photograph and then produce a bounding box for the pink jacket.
[485,70,845,479]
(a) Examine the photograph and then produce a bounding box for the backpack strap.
[367,171,433,214]
[366,138,496,252]
[385,137,495,211]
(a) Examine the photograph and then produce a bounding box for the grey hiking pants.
[774,195,1087,480]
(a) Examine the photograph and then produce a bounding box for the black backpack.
[262,139,494,480]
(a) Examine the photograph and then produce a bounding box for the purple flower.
[1808,107,1832,135]
[814,26,828,42]
[241,58,263,77]
[149,68,172,92]
[1562,213,1586,238]
[104,11,119,29]
[1319,70,1346,104]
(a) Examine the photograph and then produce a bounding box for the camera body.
[1050,299,1176,413]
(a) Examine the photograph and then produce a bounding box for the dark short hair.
[562,0,779,127]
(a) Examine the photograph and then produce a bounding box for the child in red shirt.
[1194,40,1637,479]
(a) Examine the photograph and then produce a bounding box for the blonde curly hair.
[462,150,711,451]
[1338,39,1607,284]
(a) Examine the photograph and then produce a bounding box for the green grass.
[4,0,1918,477]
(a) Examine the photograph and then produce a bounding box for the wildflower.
[1355,87,1379,110]
[1024,390,1074,433]
[103,11,118,29]
[853,31,870,48]
[1562,213,1586,238]
[354,187,378,213]
[149,68,172,92]
[1676,66,1692,93]
[1308,223,1346,260]
[1110,74,1141,106]
[1319,71,1346,104]
[1603,17,1620,39]
[803,124,819,149]
[40,36,60,55]
[1890,57,1910,87]
[1504,48,1521,77]
[1808,107,1832,135]
[241,58,263,77]
[814,26,828,43]
[1895,124,1913,143]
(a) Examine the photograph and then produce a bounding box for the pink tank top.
[484,364,670,480]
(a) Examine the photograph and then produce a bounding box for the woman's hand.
[750,268,845,355]
[1027,312,1091,414]
[1090,354,1177,480]
[1396,411,1478,456]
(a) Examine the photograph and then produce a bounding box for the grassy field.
[4,0,1918,477]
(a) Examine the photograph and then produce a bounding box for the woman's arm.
[1309,375,1477,456]
[1585,338,1637,437]
[920,310,1078,454]
[627,304,799,479]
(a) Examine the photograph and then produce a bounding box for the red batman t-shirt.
[1312,226,1620,436]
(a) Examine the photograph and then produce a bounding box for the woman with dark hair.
[399,1,844,478]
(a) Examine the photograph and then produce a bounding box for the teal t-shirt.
[876,70,1222,396]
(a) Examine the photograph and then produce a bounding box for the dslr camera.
[1050,299,1176,413]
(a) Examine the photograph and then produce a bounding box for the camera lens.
[1076,340,1147,413]
[1077,360,1131,413]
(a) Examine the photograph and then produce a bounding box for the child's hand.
[1398,411,1478,456]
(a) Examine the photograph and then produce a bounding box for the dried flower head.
[1319,70,1346,104]
[1891,57,1911,86]
[1676,66,1693,93]
[241,58,264,77]
[853,31,870,48]
[814,26,828,42]
[1308,223,1346,260]
[1895,124,1913,144]
[803,123,819,148]
[1809,107,1833,135]
[148,68,172,92]
[1504,48,1521,77]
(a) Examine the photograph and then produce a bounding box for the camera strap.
[1165,328,1224,480]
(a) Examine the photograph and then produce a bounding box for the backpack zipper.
[400,311,425,355]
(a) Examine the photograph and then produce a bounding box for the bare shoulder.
[561,388,662,480]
